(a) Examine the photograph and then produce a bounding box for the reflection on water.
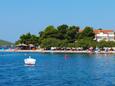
[0,52,115,86]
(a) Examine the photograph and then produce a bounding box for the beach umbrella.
[29,44,34,47]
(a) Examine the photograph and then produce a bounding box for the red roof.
[79,30,114,34]
[94,30,113,34]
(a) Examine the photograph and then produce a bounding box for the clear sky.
[0,0,115,42]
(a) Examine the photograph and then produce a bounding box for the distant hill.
[0,40,14,46]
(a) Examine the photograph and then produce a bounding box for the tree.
[30,35,39,46]
[57,24,68,40]
[20,32,31,44]
[76,38,97,49]
[97,40,115,48]
[67,43,75,48]
[16,33,39,46]
[78,26,95,39]
[42,25,58,38]
[107,41,115,47]
[59,39,69,48]
[40,38,60,49]
[98,28,102,30]
[66,26,80,42]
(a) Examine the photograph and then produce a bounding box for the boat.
[24,56,36,65]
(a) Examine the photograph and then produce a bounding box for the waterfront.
[0,52,115,86]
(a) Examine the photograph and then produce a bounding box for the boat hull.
[24,58,36,65]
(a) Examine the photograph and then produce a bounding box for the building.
[94,30,115,42]
[79,29,115,42]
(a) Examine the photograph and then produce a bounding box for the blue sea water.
[0,52,115,86]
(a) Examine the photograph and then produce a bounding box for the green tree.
[67,43,75,48]
[78,26,95,39]
[19,32,31,44]
[76,38,97,49]
[57,24,68,40]
[16,33,39,46]
[66,26,80,42]
[97,40,108,48]
[107,41,115,47]
[98,28,102,30]
[42,25,58,38]
[30,35,39,46]
[40,38,60,49]
[97,40,115,48]
[59,39,69,48]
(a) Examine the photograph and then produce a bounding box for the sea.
[0,52,115,86]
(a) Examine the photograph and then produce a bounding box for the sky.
[0,0,115,42]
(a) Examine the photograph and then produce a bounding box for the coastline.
[0,49,115,54]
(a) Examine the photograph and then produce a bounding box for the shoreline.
[0,50,115,54]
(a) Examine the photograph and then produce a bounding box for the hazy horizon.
[0,0,115,42]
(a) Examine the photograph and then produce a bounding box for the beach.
[0,49,115,54]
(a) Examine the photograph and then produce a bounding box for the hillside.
[0,40,14,46]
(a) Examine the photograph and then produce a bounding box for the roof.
[94,30,113,34]
[79,30,114,34]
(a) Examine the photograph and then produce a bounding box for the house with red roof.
[94,30,115,41]
[79,29,115,42]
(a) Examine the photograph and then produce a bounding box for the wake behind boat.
[24,56,36,65]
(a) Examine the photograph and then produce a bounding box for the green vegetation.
[15,33,39,47]
[76,38,97,49]
[0,39,14,46]
[78,26,95,39]
[97,40,115,48]
[16,24,115,50]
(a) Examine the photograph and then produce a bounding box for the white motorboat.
[24,56,36,65]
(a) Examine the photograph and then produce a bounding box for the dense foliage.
[39,25,80,49]
[16,24,115,50]
[16,33,39,47]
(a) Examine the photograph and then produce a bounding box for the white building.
[95,30,115,42]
